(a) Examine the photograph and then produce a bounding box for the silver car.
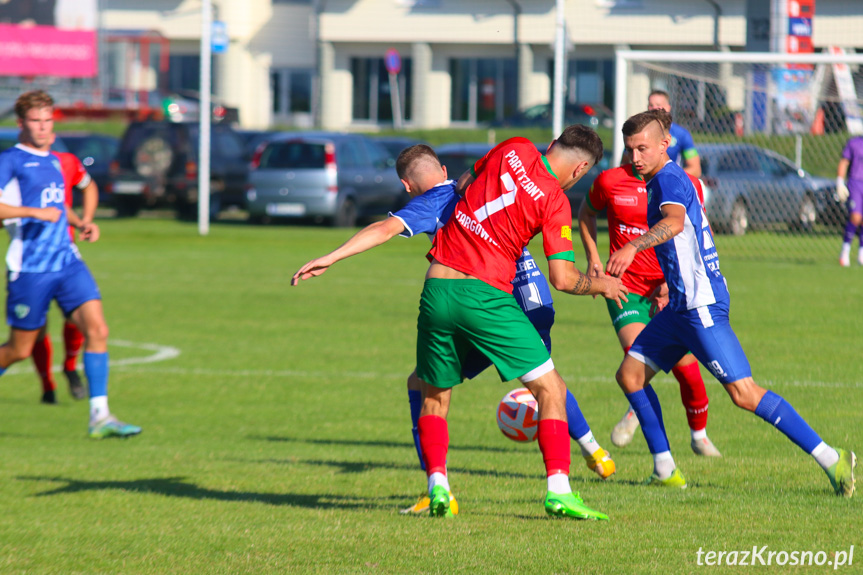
[246,132,405,227]
[698,143,838,235]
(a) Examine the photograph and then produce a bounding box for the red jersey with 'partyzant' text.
[587,163,703,296]
[429,138,574,293]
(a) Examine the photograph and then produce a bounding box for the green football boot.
[644,468,687,489]
[544,491,609,521]
[428,485,454,518]
[88,416,142,439]
[826,448,856,498]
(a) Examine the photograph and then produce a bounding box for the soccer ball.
[496,387,539,442]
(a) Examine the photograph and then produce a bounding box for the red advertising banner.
[0,24,96,77]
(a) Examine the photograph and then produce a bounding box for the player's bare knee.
[85,321,109,345]
[616,366,641,393]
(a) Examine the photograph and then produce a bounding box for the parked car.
[434,142,610,215]
[246,132,405,227]
[493,102,614,130]
[373,136,426,160]
[111,121,250,218]
[58,133,119,205]
[698,143,838,235]
[237,130,278,157]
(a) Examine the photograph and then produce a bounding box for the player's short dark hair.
[396,144,440,180]
[649,89,671,104]
[15,90,54,119]
[622,109,672,138]
[555,124,604,165]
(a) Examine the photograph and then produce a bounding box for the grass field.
[0,218,861,574]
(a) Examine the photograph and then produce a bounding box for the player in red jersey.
[32,145,97,404]
[415,127,627,519]
[578,164,721,456]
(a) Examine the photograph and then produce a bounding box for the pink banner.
[0,24,96,77]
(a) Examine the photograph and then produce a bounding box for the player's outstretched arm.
[606,203,685,278]
[291,217,406,285]
[547,259,628,308]
[577,198,604,279]
[0,204,61,222]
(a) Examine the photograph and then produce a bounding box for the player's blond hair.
[14,90,54,119]
[622,109,672,138]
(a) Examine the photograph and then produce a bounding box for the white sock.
[427,472,450,494]
[691,428,707,441]
[811,442,840,472]
[89,396,109,423]
[576,430,602,457]
[858,247,863,264]
[547,473,572,494]
[840,242,851,259]
[653,451,676,480]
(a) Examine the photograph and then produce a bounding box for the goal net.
[613,49,863,262]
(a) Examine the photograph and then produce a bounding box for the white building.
[102,0,863,129]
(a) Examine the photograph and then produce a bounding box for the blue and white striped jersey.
[389,180,555,314]
[646,161,729,312]
[0,144,76,273]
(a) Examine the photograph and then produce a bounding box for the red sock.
[63,321,84,372]
[538,419,570,476]
[672,361,709,431]
[32,335,55,393]
[418,415,449,476]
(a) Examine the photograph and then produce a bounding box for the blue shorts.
[462,305,554,380]
[6,258,101,331]
[628,300,751,385]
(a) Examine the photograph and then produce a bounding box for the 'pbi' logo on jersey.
[40,182,64,207]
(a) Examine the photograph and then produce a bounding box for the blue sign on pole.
[384,48,401,75]
[212,21,229,54]
[788,17,812,37]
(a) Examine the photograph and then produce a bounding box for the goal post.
[613,49,863,261]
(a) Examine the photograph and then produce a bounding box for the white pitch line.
[1,339,180,376]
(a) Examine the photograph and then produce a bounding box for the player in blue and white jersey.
[0,90,140,439]
[605,109,855,496]
[292,144,615,514]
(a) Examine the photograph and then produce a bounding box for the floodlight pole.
[552,0,565,137]
[198,0,212,236]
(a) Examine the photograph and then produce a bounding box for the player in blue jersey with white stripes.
[0,90,140,439]
[605,109,855,496]
[293,144,615,514]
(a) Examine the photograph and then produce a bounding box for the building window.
[450,58,516,124]
[562,58,614,109]
[271,68,314,118]
[351,57,412,124]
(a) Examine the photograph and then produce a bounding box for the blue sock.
[408,389,425,471]
[83,352,109,398]
[565,389,591,440]
[626,389,670,454]
[0,367,5,377]
[642,384,667,436]
[754,391,822,453]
